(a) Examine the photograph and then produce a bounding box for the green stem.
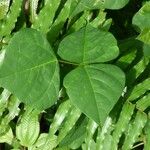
[58,59,79,66]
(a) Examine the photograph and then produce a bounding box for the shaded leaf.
[133,2,150,30]
[69,0,129,17]
[60,118,88,149]
[138,28,150,45]
[69,0,104,17]
[104,0,129,9]
[143,44,150,58]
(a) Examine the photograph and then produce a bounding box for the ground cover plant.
[0,0,149,149]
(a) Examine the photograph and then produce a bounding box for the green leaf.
[144,116,150,150]
[64,64,125,124]
[0,0,10,20]
[69,0,129,17]
[143,44,150,58]
[69,0,104,17]
[0,89,11,116]
[127,78,150,101]
[58,25,119,64]
[0,127,13,145]
[138,28,150,45]
[0,28,59,111]
[133,2,150,30]
[16,108,40,147]
[28,133,57,150]
[122,111,147,150]
[96,117,112,150]
[85,119,98,149]
[60,118,88,149]
[136,93,150,111]
[103,0,129,9]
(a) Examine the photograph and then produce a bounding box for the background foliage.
[0,0,149,150]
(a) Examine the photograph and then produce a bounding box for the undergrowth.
[0,0,149,150]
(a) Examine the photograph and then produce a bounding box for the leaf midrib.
[0,60,57,79]
[84,67,101,123]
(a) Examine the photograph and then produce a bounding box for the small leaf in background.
[1,0,149,149]
[6,95,20,120]
[60,118,88,149]
[143,44,150,58]
[64,64,125,124]
[70,0,129,17]
[0,127,13,145]
[132,2,150,58]
[0,0,10,20]
[16,108,40,147]
[133,2,150,30]
[103,0,129,9]
[69,0,129,17]
[0,89,11,116]
[58,25,119,64]
[28,133,57,150]
[0,28,60,111]
[69,0,104,17]
[137,28,150,45]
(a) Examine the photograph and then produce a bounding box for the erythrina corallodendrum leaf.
[58,25,125,124]
[58,25,119,64]
[0,28,60,111]
[64,64,125,124]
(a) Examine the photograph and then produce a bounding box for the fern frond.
[48,0,72,43]
[49,100,72,136]
[116,49,137,70]
[0,0,10,20]
[68,11,91,34]
[112,102,135,150]
[144,116,150,150]
[29,0,39,23]
[90,10,106,28]
[122,111,147,150]
[96,117,112,150]
[84,119,98,149]
[32,0,61,33]
[128,78,150,101]
[136,93,150,111]
[0,0,22,37]
[126,57,149,85]
[57,106,81,143]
